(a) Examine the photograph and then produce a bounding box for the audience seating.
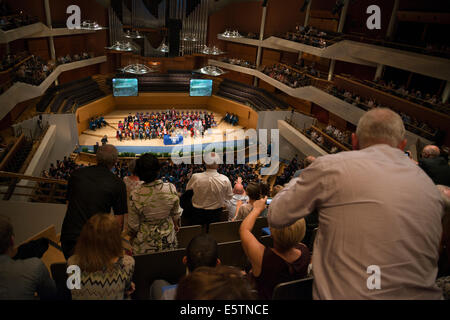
[272,276,314,300]
[50,263,71,300]
[217,240,249,270]
[208,217,268,243]
[132,248,186,300]
[176,225,204,249]
[217,79,289,111]
[260,235,273,248]
[46,78,104,113]
[208,220,242,243]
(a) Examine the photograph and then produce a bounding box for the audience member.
[116,110,216,142]
[225,178,249,221]
[122,160,142,232]
[0,216,56,300]
[185,153,233,226]
[234,182,268,221]
[240,198,310,299]
[294,156,316,178]
[68,214,135,300]
[60,145,127,259]
[150,234,220,300]
[128,154,181,255]
[175,265,255,300]
[271,185,284,197]
[262,64,311,88]
[419,145,450,186]
[268,108,445,299]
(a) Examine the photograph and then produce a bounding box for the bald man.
[225,179,249,221]
[419,145,450,186]
[268,108,444,299]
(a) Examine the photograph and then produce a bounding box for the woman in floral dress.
[128,154,181,255]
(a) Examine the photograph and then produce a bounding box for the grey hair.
[96,144,118,169]
[356,108,405,149]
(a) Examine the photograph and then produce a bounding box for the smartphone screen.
[266,198,272,205]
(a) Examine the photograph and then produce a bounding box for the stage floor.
[78,109,245,152]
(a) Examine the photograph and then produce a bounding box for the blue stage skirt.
[163,134,184,145]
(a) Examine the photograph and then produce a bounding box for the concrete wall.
[257,110,317,161]
[0,200,66,244]
[278,120,329,158]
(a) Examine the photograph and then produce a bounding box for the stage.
[78,109,246,153]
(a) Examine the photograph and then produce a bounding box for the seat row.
[217,79,289,111]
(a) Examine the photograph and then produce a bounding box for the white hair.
[356,108,405,149]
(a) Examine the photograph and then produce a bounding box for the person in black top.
[60,145,127,259]
[101,135,108,146]
[419,145,450,186]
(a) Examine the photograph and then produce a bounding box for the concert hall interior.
[0,0,449,303]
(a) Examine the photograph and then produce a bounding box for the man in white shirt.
[186,153,233,226]
[268,108,445,299]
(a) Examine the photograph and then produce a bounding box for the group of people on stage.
[223,112,239,126]
[89,116,107,131]
[115,110,218,141]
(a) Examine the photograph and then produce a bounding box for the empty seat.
[208,220,242,243]
[177,225,204,249]
[272,277,314,300]
[208,217,269,243]
[132,248,186,300]
[217,240,249,269]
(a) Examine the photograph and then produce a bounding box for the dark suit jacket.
[419,157,450,186]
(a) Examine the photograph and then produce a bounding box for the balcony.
[210,59,433,148]
[0,56,107,120]
[217,34,450,81]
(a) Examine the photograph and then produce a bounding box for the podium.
[163,134,184,145]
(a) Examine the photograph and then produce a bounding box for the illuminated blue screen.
[190,79,213,97]
[112,78,138,97]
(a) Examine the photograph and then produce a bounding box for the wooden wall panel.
[224,42,257,63]
[27,38,51,61]
[114,93,210,109]
[258,79,276,93]
[261,48,280,67]
[208,1,262,51]
[328,113,348,131]
[334,60,376,81]
[308,17,338,32]
[208,95,258,129]
[281,94,312,115]
[76,95,116,135]
[58,64,101,84]
[220,70,254,86]
[264,0,306,37]
[311,104,329,125]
